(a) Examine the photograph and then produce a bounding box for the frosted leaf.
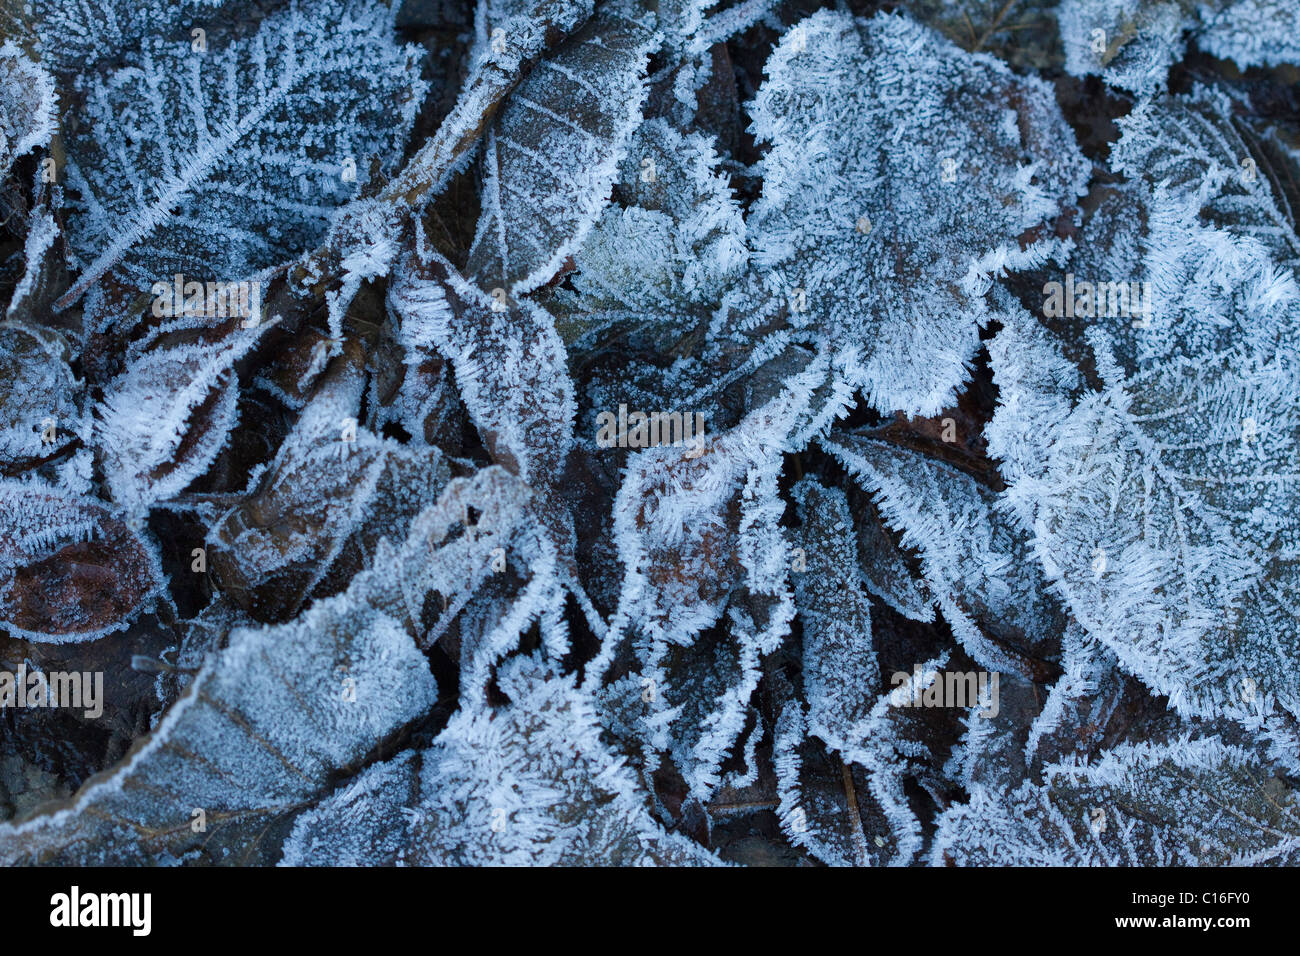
[207,346,450,622]
[0,585,437,865]
[653,0,778,56]
[286,0,589,345]
[903,0,1063,70]
[773,704,876,866]
[54,0,426,309]
[0,40,56,172]
[386,466,533,622]
[307,464,534,653]
[0,481,163,643]
[774,659,939,866]
[989,89,1300,717]
[555,117,749,326]
[366,319,464,450]
[389,240,575,495]
[20,0,238,74]
[465,11,656,295]
[854,496,935,623]
[1102,88,1300,362]
[317,198,405,351]
[96,323,270,512]
[610,461,794,804]
[277,751,421,866]
[790,478,878,752]
[673,573,794,803]
[451,547,572,704]
[470,0,595,65]
[944,669,1042,794]
[0,323,81,471]
[388,239,577,574]
[598,354,827,658]
[747,10,1087,416]
[989,305,1300,718]
[1057,0,1190,95]
[1199,0,1300,68]
[824,434,1066,675]
[1059,0,1300,93]
[1024,624,1131,774]
[364,0,592,232]
[282,657,719,865]
[640,0,778,131]
[650,630,761,802]
[932,736,1300,865]
[582,356,842,805]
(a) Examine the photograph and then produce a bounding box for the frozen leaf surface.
[825,434,1066,674]
[790,478,878,752]
[0,40,56,172]
[746,10,1087,415]
[933,736,1300,865]
[208,349,451,621]
[0,481,162,643]
[465,11,656,295]
[0,585,436,864]
[282,657,719,865]
[988,90,1300,718]
[555,117,749,324]
[97,323,269,512]
[56,0,426,308]
[1058,0,1300,94]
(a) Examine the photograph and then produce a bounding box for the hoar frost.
[1,0,1299,867]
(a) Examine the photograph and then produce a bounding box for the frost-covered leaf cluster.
[2,0,1299,866]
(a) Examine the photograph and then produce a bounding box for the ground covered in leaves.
[2,0,1300,865]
